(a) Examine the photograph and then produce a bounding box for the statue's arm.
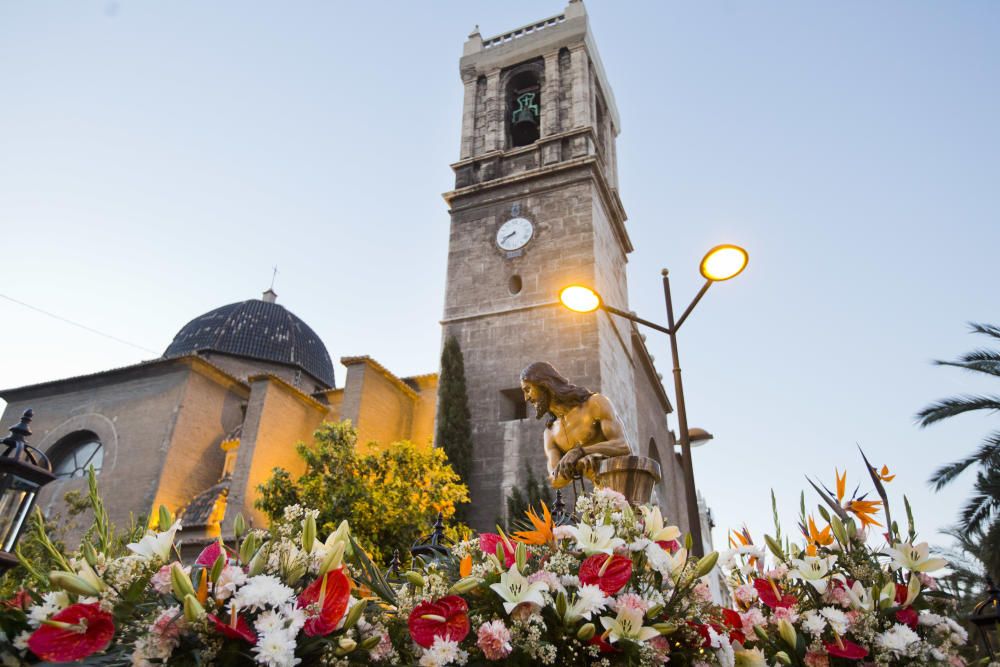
[545,427,573,488]
[581,394,632,457]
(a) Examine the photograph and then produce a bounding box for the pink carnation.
[734,582,758,605]
[740,608,765,637]
[649,635,671,661]
[476,620,512,661]
[804,651,830,667]
[614,593,649,613]
[151,564,175,595]
[693,581,713,602]
[771,606,799,624]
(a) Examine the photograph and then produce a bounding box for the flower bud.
[76,560,107,592]
[335,637,357,655]
[694,551,719,578]
[342,599,368,631]
[777,619,797,648]
[210,552,227,584]
[320,541,346,575]
[576,623,596,641]
[171,563,196,599]
[879,581,896,609]
[555,591,568,619]
[404,571,425,588]
[764,535,784,562]
[775,651,792,665]
[233,513,247,540]
[183,593,205,621]
[645,604,664,620]
[239,534,258,565]
[515,542,527,572]
[495,542,505,564]
[158,505,174,532]
[81,541,99,568]
[653,622,678,635]
[248,546,268,577]
[753,625,770,642]
[49,571,100,597]
[301,513,316,554]
[830,516,848,545]
[448,576,483,595]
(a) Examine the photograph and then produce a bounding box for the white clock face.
[496,217,534,251]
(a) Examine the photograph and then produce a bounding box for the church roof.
[164,294,336,389]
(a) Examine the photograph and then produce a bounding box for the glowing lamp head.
[699,244,748,281]
[559,285,601,313]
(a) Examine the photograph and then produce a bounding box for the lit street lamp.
[0,409,55,574]
[559,244,748,557]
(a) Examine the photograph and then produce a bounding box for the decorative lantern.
[971,578,1000,660]
[0,409,54,574]
[410,511,452,565]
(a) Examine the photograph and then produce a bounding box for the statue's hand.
[555,447,585,481]
[577,454,602,480]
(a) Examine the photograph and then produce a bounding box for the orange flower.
[513,502,555,546]
[459,554,472,578]
[847,499,882,528]
[835,469,847,503]
[729,527,759,568]
[804,515,832,556]
[876,465,895,483]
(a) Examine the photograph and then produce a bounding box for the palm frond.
[934,357,1000,378]
[929,430,1000,490]
[915,395,1000,427]
[959,468,1000,533]
[969,322,1000,341]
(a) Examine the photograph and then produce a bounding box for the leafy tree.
[257,420,469,564]
[435,335,474,518]
[918,322,1000,579]
[503,464,553,532]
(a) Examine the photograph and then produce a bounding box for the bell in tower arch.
[511,89,540,147]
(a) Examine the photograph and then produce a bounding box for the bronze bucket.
[595,455,662,505]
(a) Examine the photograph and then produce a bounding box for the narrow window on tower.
[499,388,528,421]
[507,70,541,148]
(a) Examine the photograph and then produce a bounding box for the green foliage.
[435,337,474,519]
[504,464,553,531]
[918,322,1000,581]
[256,420,470,564]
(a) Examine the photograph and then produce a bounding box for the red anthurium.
[589,633,619,654]
[753,578,797,609]
[27,602,115,662]
[479,533,518,568]
[657,539,680,554]
[721,608,747,644]
[894,583,909,605]
[825,639,869,660]
[208,613,257,643]
[408,596,470,648]
[579,554,633,595]
[297,568,352,637]
[195,541,228,567]
[896,607,919,628]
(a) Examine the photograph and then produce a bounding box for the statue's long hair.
[520,361,594,427]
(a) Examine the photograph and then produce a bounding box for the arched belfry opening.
[506,66,542,148]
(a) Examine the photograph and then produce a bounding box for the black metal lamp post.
[971,578,1000,660]
[0,409,55,574]
[410,511,453,565]
[559,244,748,557]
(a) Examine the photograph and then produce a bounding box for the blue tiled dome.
[164,294,335,388]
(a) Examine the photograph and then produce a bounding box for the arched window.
[507,68,541,148]
[50,431,104,479]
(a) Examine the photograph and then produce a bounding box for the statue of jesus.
[520,361,632,489]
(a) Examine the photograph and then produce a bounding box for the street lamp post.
[0,409,55,575]
[559,244,748,557]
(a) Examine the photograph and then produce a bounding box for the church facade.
[0,0,708,550]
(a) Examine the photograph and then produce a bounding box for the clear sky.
[1,1,997,548]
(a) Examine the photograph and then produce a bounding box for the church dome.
[163,290,336,388]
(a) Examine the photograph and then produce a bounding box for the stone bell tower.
[441,1,681,530]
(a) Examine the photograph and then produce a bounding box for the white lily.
[564,584,610,623]
[644,542,688,580]
[789,555,836,593]
[599,607,659,643]
[639,506,681,543]
[489,564,547,614]
[127,520,181,561]
[887,542,947,573]
[846,580,875,611]
[566,523,625,556]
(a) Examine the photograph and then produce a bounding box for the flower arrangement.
[0,454,974,666]
[718,451,970,667]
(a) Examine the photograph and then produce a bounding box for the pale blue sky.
[1,1,997,548]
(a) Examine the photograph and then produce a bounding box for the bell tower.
[441,1,678,529]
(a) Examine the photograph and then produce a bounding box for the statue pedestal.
[595,455,661,505]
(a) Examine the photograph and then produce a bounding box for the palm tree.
[918,323,1000,580]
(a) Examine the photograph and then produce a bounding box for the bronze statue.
[520,362,632,489]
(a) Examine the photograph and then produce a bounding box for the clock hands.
[502,230,518,242]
